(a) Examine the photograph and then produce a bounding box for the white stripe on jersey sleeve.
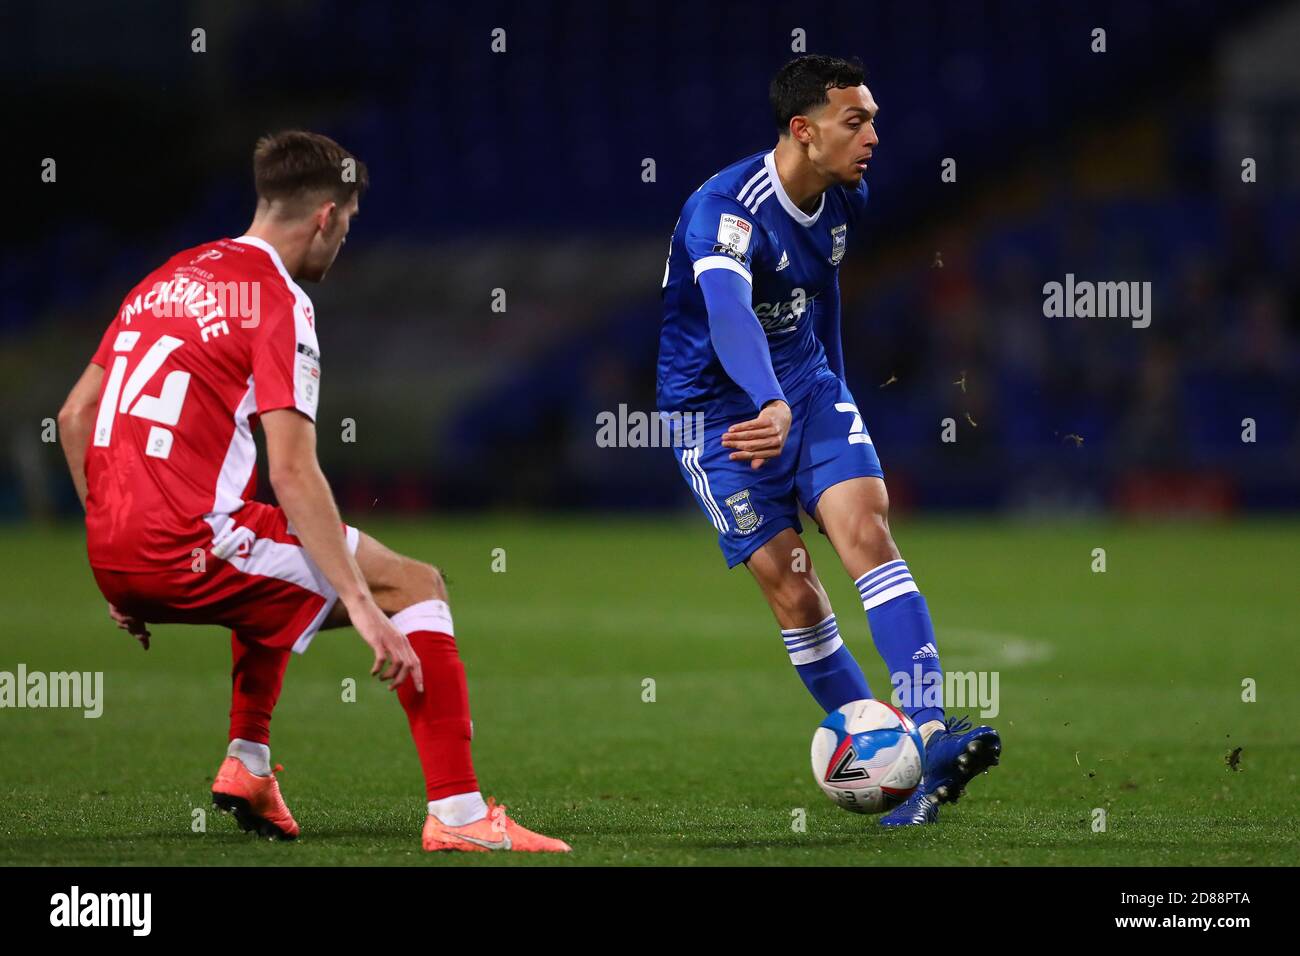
[735,169,769,205]
[692,255,752,284]
[746,182,776,213]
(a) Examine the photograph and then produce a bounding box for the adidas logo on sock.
[912,642,938,660]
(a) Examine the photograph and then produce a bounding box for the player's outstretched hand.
[722,400,792,470]
[108,602,151,650]
[352,599,425,693]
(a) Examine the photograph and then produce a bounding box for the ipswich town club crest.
[829,224,847,265]
[725,489,762,533]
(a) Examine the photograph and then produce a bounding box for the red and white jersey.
[84,235,322,571]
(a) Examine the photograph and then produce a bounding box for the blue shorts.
[672,374,884,568]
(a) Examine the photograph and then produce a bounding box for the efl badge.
[717,214,753,255]
[829,224,847,265]
[295,341,321,415]
[725,489,761,533]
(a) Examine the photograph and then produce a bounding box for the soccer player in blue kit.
[657,55,1001,826]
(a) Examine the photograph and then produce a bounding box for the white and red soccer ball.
[810,699,924,813]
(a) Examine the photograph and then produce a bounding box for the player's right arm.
[684,194,792,468]
[261,409,421,693]
[60,351,153,647]
[57,361,104,509]
[702,270,792,469]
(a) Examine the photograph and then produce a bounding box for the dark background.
[4,0,1298,520]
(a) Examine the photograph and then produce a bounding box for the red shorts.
[91,501,360,653]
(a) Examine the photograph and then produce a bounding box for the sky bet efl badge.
[725,489,761,533]
[829,224,847,265]
[717,214,753,255]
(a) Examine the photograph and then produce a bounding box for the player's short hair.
[770,55,866,133]
[252,130,369,210]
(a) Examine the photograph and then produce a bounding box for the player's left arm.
[57,362,104,510]
[816,275,846,382]
[821,180,873,382]
[819,180,868,384]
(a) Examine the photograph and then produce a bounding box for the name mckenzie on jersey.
[119,270,263,344]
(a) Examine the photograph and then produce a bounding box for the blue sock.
[857,560,945,727]
[781,614,872,713]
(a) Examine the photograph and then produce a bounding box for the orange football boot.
[211,757,300,840]
[422,798,570,853]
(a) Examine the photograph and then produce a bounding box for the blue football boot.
[879,716,1001,827]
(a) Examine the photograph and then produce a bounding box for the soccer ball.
[810,699,924,813]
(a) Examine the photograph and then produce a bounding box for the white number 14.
[93,333,192,459]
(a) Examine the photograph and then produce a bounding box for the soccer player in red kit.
[56,130,568,853]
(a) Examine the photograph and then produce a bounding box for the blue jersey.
[657,148,869,421]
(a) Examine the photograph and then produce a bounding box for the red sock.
[392,602,478,801]
[229,631,291,745]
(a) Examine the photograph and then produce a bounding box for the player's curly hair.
[253,130,369,209]
[770,55,866,134]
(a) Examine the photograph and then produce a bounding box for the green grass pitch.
[1,516,1296,866]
